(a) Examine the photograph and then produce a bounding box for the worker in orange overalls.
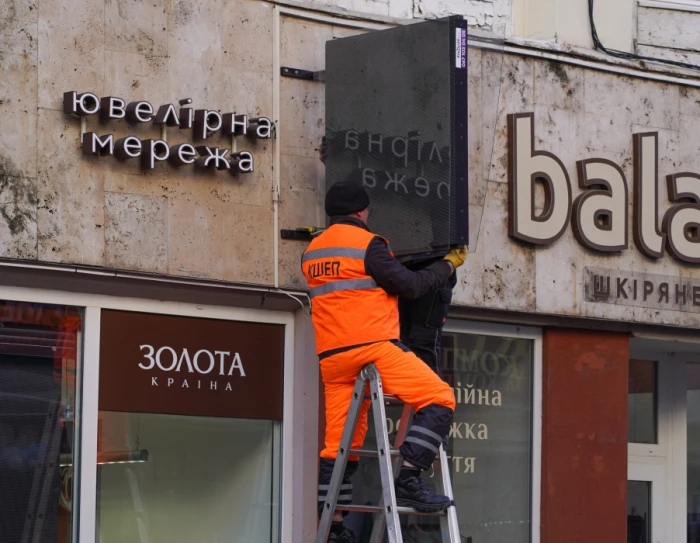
[302,180,466,543]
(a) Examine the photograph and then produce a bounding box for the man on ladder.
[302,180,467,542]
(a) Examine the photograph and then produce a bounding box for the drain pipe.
[272,5,282,288]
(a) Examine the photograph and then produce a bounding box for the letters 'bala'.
[507,111,700,264]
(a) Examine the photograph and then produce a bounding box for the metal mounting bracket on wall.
[280,67,326,82]
[280,227,326,241]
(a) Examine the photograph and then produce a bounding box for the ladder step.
[349,448,401,457]
[336,504,448,517]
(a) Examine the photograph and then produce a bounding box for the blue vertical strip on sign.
[452,18,469,246]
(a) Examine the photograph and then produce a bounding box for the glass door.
[628,461,666,543]
[686,362,700,542]
[627,350,680,543]
[628,342,693,543]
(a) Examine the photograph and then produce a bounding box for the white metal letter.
[663,173,700,264]
[633,132,665,258]
[230,151,254,174]
[507,112,572,244]
[227,352,246,376]
[176,348,194,373]
[139,345,156,370]
[216,351,231,376]
[194,109,223,140]
[141,139,170,170]
[195,146,230,170]
[194,349,215,374]
[100,96,126,121]
[169,143,196,166]
[156,346,178,371]
[82,133,114,156]
[126,101,154,123]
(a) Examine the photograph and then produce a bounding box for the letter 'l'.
[633,132,665,258]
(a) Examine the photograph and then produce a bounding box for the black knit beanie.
[324,180,370,217]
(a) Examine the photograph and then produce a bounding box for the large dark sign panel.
[325,16,468,259]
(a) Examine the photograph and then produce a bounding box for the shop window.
[348,330,534,542]
[95,310,285,543]
[96,413,279,542]
[687,363,700,541]
[628,359,657,444]
[627,480,651,543]
[0,300,83,543]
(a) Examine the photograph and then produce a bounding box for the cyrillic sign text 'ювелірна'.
[64,91,275,174]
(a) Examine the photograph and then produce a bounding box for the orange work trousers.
[320,340,456,461]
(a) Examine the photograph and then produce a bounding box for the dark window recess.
[628,359,657,445]
[627,480,651,543]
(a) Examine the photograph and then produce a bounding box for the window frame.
[0,285,295,543]
[639,0,700,14]
[443,320,542,543]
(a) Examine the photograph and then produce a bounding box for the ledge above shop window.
[639,0,700,13]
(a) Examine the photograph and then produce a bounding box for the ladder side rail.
[22,394,62,543]
[436,444,460,543]
[315,372,369,543]
[366,365,403,543]
[393,403,414,449]
[369,403,414,543]
[31,415,64,543]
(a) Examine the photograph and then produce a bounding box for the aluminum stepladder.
[316,363,460,543]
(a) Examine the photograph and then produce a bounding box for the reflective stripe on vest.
[301,247,367,263]
[309,278,379,299]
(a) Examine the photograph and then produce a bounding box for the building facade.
[1,0,700,542]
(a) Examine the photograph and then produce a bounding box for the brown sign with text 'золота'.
[99,310,284,420]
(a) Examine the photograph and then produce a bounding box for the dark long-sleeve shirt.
[329,216,452,300]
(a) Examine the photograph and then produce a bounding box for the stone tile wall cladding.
[459,52,700,330]
[637,6,700,67]
[2,0,700,328]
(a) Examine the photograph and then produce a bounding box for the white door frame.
[443,320,543,543]
[0,285,296,543]
[628,461,666,543]
[628,345,696,543]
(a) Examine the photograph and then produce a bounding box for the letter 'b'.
[507,113,572,244]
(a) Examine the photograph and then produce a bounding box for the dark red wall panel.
[542,329,629,543]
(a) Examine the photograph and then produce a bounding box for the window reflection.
[96,413,279,543]
[687,364,700,543]
[0,301,82,543]
[348,332,534,542]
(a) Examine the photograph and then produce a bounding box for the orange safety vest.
[301,223,400,355]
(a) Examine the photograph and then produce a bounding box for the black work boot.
[328,521,356,543]
[395,468,452,512]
